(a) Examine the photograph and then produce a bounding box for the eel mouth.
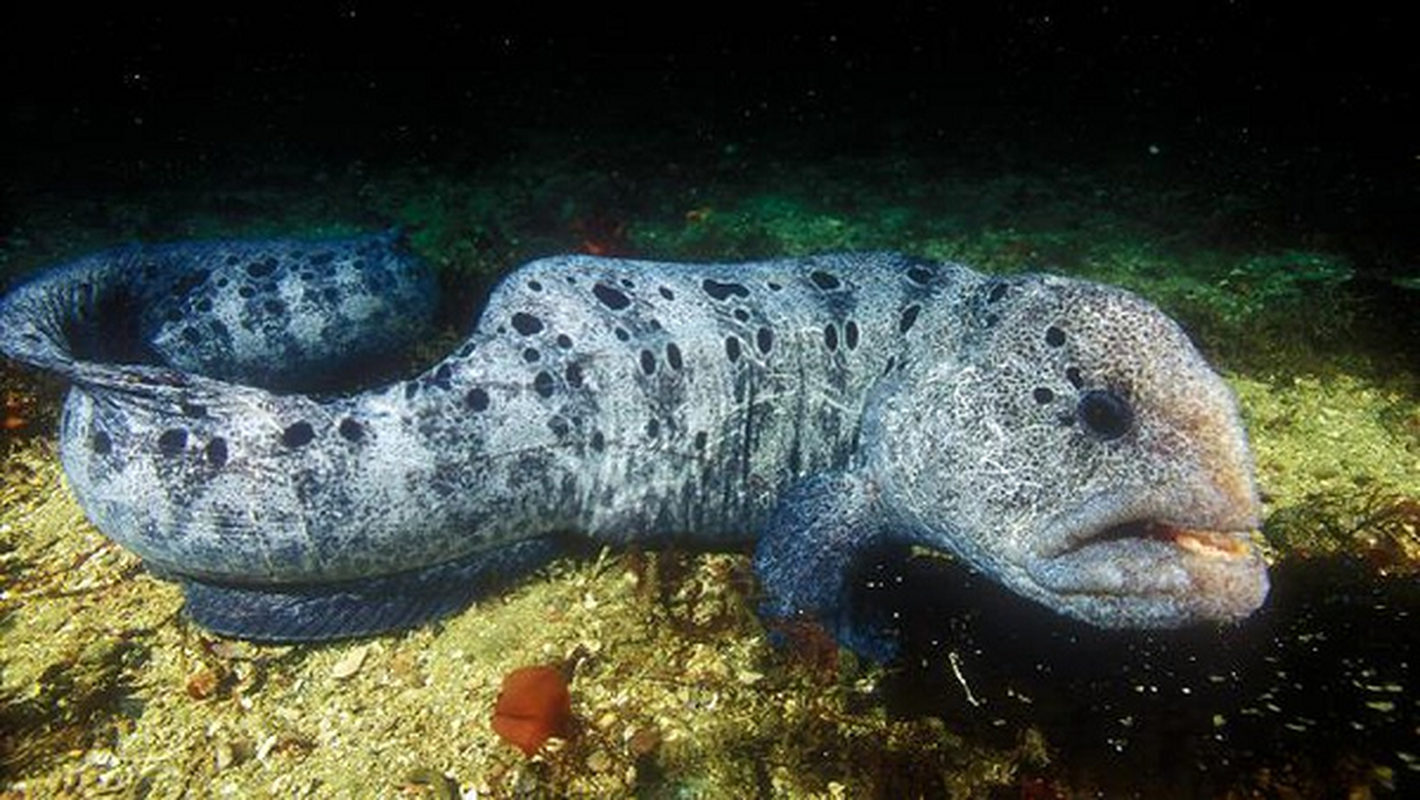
[1064,518,1256,560]
[1027,502,1269,627]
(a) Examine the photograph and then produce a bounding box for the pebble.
[331,645,369,680]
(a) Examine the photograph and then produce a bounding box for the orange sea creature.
[684,206,713,224]
[2,392,33,431]
[569,213,629,256]
[490,664,572,757]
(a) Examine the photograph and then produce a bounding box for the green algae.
[1,149,1416,797]
[1233,372,1420,566]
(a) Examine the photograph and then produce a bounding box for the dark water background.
[4,6,1413,266]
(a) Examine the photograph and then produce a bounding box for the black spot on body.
[767,281,783,291]
[756,327,774,354]
[845,321,860,350]
[339,418,364,442]
[810,270,841,290]
[907,266,935,286]
[824,324,839,352]
[666,342,684,370]
[566,363,584,388]
[405,382,419,400]
[158,428,188,455]
[181,326,201,345]
[92,431,112,455]
[205,437,228,467]
[702,279,750,301]
[523,348,541,363]
[511,312,544,336]
[694,431,708,450]
[556,334,574,349]
[593,283,632,310]
[465,387,490,412]
[725,336,742,362]
[534,371,555,398]
[640,349,656,375]
[238,285,256,299]
[433,363,453,388]
[645,419,660,438]
[590,431,606,452]
[659,286,675,301]
[899,304,921,334]
[1033,387,1056,404]
[614,328,630,342]
[246,258,277,278]
[1066,367,1084,388]
[733,308,750,322]
[528,279,543,291]
[282,421,315,448]
[1046,326,1067,347]
[1078,390,1133,440]
[548,417,570,437]
[264,299,285,315]
[988,282,1010,303]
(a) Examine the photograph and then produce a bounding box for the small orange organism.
[2,391,34,431]
[490,664,572,756]
[684,206,713,224]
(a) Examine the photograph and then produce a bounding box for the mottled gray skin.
[0,232,1269,652]
[0,230,435,392]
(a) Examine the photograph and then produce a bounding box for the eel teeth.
[1170,526,1256,559]
[1063,519,1256,560]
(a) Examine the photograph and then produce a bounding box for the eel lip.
[1038,490,1262,561]
[1027,494,1269,625]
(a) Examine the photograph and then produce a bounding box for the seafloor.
[1,139,1417,797]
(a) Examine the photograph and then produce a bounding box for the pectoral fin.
[753,471,900,661]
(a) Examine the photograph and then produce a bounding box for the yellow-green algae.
[1236,371,1420,566]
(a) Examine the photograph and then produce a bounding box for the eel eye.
[1077,389,1133,440]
